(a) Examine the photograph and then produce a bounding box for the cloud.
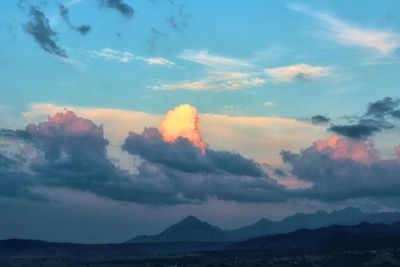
[313,136,380,165]
[90,48,134,62]
[160,104,207,151]
[281,136,400,200]
[0,109,288,204]
[274,168,287,177]
[266,64,332,82]
[328,124,381,139]
[366,97,400,119]
[179,50,251,69]
[3,105,400,206]
[152,72,265,91]
[146,27,168,54]
[23,103,326,165]
[288,3,400,56]
[23,6,68,58]
[144,57,175,66]
[0,111,189,205]
[152,50,333,90]
[9,106,400,204]
[264,102,276,107]
[89,48,175,66]
[311,115,330,125]
[151,50,266,91]
[97,0,134,18]
[329,97,400,139]
[123,127,265,177]
[165,2,191,32]
[59,4,91,35]
[0,151,46,201]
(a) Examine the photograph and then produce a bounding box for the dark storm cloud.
[0,111,286,205]
[366,97,400,118]
[281,142,400,201]
[23,6,68,58]
[122,127,265,177]
[328,124,381,139]
[274,168,287,177]
[21,111,190,205]
[0,112,182,205]
[328,97,400,139]
[0,153,17,169]
[0,151,47,201]
[5,110,399,206]
[311,115,330,125]
[97,0,134,18]
[59,4,91,35]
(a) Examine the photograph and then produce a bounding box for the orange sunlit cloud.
[160,104,208,152]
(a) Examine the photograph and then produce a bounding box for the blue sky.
[1,0,399,118]
[1,0,400,243]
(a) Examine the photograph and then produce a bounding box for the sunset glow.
[160,104,208,152]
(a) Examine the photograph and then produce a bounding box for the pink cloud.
[313,136,380,164]
[26,111,106,142]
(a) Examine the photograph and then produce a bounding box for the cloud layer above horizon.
[1,102,399,206]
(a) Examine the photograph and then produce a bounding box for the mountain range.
[232,221,400,251]
[126,207,400,242]
[3,221,400,260]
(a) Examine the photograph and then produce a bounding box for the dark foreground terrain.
[2,221,400,266]
[1,248,400,267]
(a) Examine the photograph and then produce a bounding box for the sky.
[0,0,400,243]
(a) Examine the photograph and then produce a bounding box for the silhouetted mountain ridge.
[232,221,400,251]
[126,215,235,243]
[126,207,400,242]
[228,207,391,239]
[3,221,400,259]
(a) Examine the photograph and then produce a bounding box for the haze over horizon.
[1,0,400,243]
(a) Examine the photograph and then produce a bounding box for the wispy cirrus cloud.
[142,57,175,66]
[151,49,334,90]
[288,3,400,56]
[266,64,332,82]
[179,49,251,69]
[90,48,133,62]
[89,48,175,66]
[152,72,265,91]
[151,50,265,91]
[264,102,276,107]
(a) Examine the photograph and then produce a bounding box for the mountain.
[3,221,400,261]
[126,208,400,243]
[229,207,373,239]
[232,221,400,251]
[126,215,235,243]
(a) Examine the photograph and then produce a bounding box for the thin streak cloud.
[288,3,400,55]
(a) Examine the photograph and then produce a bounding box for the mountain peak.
[127,215,234,243]
[181,215,201,224]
